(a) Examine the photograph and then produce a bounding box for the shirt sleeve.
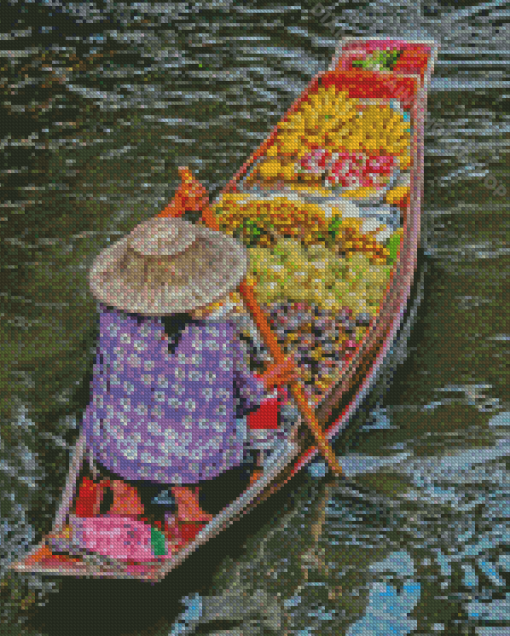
[231,332,267,416]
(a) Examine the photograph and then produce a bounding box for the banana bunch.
[275,86,359,155]
[213,195,329,247]
[254,86,411,185]
[336,104,409,155]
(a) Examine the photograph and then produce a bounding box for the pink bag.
[70,515,172,562]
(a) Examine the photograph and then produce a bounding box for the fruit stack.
[211,191,403,400]
[246,84,410,199]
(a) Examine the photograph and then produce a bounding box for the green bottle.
[151,527,167,557]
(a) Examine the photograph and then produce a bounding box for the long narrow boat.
[10,37,438,582]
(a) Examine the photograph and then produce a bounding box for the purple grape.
[343,320,356,334]
[355,313,372,327]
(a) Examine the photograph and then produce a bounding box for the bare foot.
[248,468,263,488]
[108,480,144,516]
[178,508,213,523]
[171,486,213,523]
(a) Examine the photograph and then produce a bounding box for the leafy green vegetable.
[351,49,402,71]
[234,218,265,246]
[387,230,402,264]
[327,215,343,242]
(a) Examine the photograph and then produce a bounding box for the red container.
[319,70,418,109]
[178,522,206,542]
[393,47,429,77]
[247,398,279,430]
[74,477,103,517]
[336,41,431,78]
[247,378,284,430]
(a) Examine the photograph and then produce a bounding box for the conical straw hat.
[88,217,249,315]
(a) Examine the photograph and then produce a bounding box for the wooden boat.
[10,37,438,582]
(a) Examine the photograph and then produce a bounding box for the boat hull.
[10,37,439,582]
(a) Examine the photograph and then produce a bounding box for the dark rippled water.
[0,2,509,634]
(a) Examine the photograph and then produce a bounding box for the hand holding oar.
[238,279,344,478]
[158,167,344,478]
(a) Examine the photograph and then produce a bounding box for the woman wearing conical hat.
[84,216,296,523]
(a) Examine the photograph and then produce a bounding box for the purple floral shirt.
[83,305,266,484]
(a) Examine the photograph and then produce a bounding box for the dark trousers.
[93,456,255,517]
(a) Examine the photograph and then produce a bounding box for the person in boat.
[83,215,297,523]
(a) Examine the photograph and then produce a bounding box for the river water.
[0,1,508,635]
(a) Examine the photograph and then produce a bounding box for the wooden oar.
[237,279,344,477]
[158,167,344,478]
